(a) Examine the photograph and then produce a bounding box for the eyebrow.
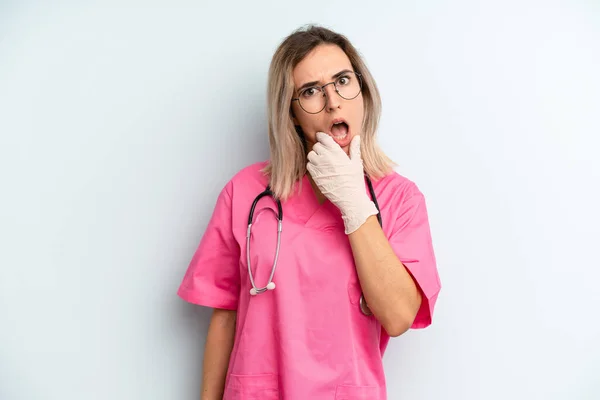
[297,69,354,92]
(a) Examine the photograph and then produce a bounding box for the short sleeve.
[177,180,240,310]
[388,184,441,329]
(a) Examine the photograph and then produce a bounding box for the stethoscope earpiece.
[249,281,276,296]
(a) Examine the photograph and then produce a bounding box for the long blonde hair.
[263,25,395,200]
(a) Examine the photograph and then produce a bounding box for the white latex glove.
[306,132,379,234]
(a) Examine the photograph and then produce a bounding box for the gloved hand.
[306,132,379,234]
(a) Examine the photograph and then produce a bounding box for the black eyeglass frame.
[291,71,363,114]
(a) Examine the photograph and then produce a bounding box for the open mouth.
[330,120,349,139]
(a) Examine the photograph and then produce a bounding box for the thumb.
[349,135,362,161]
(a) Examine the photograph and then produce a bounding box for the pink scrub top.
[178,161,441,400]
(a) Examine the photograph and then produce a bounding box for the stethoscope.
[246,174,381,316]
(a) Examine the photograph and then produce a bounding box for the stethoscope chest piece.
[359,294,373,316]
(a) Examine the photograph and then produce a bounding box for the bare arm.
[348,215,422,337]
[201,308,236,400]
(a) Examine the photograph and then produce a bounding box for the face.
[291,44,364,155]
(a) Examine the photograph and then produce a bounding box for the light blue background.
[1,1,599,399]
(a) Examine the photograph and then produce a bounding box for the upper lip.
[330,118,348,130]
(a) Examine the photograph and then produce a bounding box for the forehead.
[292,44,353,86]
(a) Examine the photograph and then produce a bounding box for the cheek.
[354,97,365,121]
[292,106,309,128]
[295,117,321,140]
[303,130,318,148]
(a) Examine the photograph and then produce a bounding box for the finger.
[349,135,362,161]
[306,161,316,177]
[307,150,319,164]
[315,132,338,149]
[311,142,324,155]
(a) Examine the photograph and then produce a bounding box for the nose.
[323,82,341,111]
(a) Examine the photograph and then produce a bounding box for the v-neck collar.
[283,174,343,230]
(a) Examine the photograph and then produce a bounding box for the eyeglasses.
[292,71,363,114]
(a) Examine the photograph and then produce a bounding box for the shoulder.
[373,169,424,203]
[373,170,431,233]
[222,160,270,198]
[230,160,269,183]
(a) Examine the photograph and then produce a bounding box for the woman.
[178,25,441,400]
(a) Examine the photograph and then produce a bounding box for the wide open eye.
[336,75,352,86]
[301,87,322,98]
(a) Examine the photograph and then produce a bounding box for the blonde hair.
[263,24,396,200]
